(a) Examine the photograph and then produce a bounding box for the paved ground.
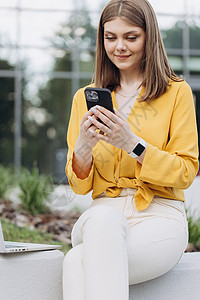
[48,185,93,213]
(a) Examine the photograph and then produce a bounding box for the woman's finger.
[80,108,98,126]
[81,112,99,131]
[92,106,125,125]
[89,127,110,142]
[88,115,112,135]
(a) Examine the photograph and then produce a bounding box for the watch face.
[133,143,145,156]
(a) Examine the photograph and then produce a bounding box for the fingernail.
[91,107,97,113]
[114,107,118,112]
[89,128,94,134]
[88,116,93,120]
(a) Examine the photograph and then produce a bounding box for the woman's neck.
[119,69,143,92]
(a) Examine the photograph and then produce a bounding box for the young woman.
[63,1,199,299]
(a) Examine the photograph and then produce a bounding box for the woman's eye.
[127,36,137,41]
[105,36,116,40]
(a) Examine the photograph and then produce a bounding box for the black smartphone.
[84,87,115,114]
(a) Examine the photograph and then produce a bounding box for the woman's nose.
[116,39,126,51]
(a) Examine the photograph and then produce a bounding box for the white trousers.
[63,188,188,300]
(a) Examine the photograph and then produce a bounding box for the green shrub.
[187,214,200,248]
[19,167,53,215]
[0,165,14,198]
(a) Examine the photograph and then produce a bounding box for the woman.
[63,0,199,299]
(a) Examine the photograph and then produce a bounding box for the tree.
[35,8,97,176]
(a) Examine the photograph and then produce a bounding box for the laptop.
[0,220,62,254]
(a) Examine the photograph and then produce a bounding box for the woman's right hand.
[72,109,99,179]
[76,108,100,152]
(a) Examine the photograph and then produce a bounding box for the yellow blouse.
[66,80,199,211]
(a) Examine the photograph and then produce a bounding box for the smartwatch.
[127,138,146,159]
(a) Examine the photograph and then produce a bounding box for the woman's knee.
[78,205,128,231]
[72,205,128,247]
[63,244,83,274]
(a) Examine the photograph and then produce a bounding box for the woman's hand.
[87,105,140,153]
[72,109,100,179]
[75,108,100,152]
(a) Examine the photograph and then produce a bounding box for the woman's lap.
[70,188,188,284]
[126,217,187,284]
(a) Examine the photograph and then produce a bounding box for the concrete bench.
[0,250,64,300]
[129,252,200,300]
[1,249,199,300]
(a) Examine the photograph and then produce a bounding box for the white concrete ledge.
[130,253,200,300]
[0,250,64,300]
[1,250,199,299]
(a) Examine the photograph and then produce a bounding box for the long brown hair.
[93,0,182,101]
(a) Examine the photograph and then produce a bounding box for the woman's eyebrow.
[104,30,140,35]
[125,30,141,34]
[104,31,116,34]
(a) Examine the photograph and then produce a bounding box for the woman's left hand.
[87,105,140,153]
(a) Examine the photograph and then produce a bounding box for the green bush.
[187,214,200,248]
[0,164,14,198]
[19,167,53,215]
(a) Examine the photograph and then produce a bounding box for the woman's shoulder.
[168,79,191,93]
[166,79,194,109]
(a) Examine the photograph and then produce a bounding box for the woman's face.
[104,17,146,74]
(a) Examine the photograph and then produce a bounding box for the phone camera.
[86,91,99,102]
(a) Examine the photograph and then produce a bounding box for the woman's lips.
[115,55,131,60]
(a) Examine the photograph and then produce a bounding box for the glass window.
[189,23,200,50]
[168,56,183,72]
[20,48,54,74]
[20,11,69,48]
[189,57,200,75]
[22,76,72,173]
[149,0,185,15]
[161,19,183,49]
[20,0,73,10]
[0,76,15,166]
[0,10,18,46]
[0,0,18,8]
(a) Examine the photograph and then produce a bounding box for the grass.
[1,219,71,255]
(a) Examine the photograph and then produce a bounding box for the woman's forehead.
[104,17,144,34]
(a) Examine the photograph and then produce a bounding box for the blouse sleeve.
[139,81,199,189]
[65,89,94,195]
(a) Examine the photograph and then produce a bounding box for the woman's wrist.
[75,136,92,156]
[125,136,140,154]
[127,138,147,157]
[72,138,93,179]
[72,151,93,179]
[125,135,147,164]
